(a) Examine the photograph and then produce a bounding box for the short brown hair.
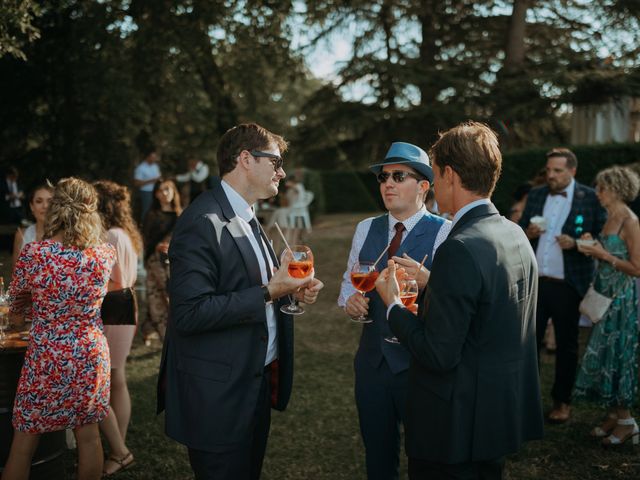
[546,148,577,169]
[217,123,288,177]
[596,165,640,202]
[429,121,502,197]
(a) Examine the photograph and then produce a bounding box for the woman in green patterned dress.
[575,165,640,447]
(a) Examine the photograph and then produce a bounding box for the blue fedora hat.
[369,142,433,182]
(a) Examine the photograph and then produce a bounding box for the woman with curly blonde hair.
[4,177,116,480]
[93,180,142,475]
[575,165,640,447]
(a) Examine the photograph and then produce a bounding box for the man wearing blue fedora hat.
[338,142,451,480]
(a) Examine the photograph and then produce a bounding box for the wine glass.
[280,245,314,315]
[349,261,380,323]
[384,278,418,344]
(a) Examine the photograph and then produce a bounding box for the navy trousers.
[355,355,408,480]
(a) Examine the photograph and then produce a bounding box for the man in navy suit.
[376,122,543,480]
[519,148,606,423]
[338,142,451,480]
[157,123,324,480]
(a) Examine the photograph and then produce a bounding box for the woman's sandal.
[591,413,618,438]
[602,418,640,447]
[103,451,134,477]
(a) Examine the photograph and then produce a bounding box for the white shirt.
[6,179,22,207]
[338,207,451,307]
[221,180,277,366]
[536,179,575,280]
[175,161,210,183]
[134,161,161,192]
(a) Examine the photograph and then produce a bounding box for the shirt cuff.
[386,300,404,320]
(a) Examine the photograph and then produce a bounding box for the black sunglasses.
[377,171,425,184]
[250,150,284,171]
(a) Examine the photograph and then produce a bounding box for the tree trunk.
[503,0,530,72]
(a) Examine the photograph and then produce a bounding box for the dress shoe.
[548,403,571,423]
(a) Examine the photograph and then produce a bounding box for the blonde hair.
[44,177,104,249]
[596,166,640,203]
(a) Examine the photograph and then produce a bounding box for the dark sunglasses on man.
[377,171,425,184]
[250,150,284,171]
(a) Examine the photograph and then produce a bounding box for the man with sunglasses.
[338,142,451,480]
[158,123,324,480]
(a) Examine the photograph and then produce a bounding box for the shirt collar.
[389,206,428,234]
[221,179,254,222]
[451,198,491,229]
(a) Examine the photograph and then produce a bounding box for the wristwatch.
[261,285,272,304]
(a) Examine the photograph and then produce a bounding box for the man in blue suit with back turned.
[338,142,451,480]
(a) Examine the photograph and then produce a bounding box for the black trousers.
[408,457,504,480]
[188,369,272,480]
[536,277,582,404]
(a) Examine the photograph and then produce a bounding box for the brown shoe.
[548,403,571,423]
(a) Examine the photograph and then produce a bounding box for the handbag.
[579,285,612,324]
[101,287,137,326]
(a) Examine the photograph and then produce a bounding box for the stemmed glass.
[349,261,380,323]
[384,278,418,344]
[280,245,314,315]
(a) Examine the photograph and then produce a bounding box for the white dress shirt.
[536,179,575,280]
[221,180,278,366]
[338,207,451,307]
[175,161,210,183]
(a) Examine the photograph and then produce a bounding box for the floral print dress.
[574,235,638,408]
[9,240,115,433]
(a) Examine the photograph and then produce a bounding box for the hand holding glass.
[349,261,379,323]
[384,278,418,344]
[280,245,314,315]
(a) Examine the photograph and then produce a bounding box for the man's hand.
[556,234,576,250]
[525,223,543,240]
[345,292,369,318]
[374,260,401,307]
[391,253,430,290]
[267,253,316,300]
[294,278,324,304]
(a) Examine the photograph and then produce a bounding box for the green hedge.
[304,142,640,216]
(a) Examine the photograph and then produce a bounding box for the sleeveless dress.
[20,224,36,247]
[574,235,638,408]
[9,240,116,433]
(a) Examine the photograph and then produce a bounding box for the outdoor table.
[0,331,66,479]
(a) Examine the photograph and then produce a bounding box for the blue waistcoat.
[357,212,445,374]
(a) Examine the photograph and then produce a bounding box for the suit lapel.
[210,179,263,285]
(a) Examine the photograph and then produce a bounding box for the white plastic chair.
[286,190,314,233]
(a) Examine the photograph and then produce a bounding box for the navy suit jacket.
[156,177,294,452]
[389,204,544,463]
[519,182,606,297]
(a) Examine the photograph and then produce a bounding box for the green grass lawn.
[8,213,637,479]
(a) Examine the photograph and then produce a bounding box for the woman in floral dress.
[3,178,115,480]
[575,166,640,447]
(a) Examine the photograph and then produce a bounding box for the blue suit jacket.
[390,204,544,463]
[156,177,294,452]
[519,182,606,297]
